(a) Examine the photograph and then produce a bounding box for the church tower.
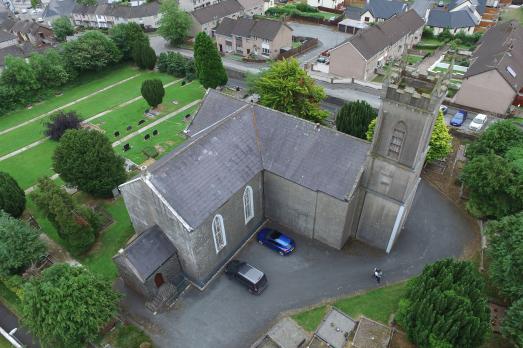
[355,66,449,252]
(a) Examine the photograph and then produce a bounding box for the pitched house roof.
[237,0,263,10]
[117,225,177,282]
[464,21,523,93]
[427,8,477,28]
[42,0,76,19]
[0,42,40,67]
[72,1,159,19]
[0,29,16,43]
[132,90,370,229]
[344,0,407,20]
[11,19,52,35]
[214,17,291,40]
[449,0,486,15]
[191,0,244,25]
[335,10,424,60]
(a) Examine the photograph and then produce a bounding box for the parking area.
[118,181,477,348]
[442,105,500,137]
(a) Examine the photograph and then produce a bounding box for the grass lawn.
[406,54,423,65]
[292,306,327,332]
[79,198,134,280]
[0,140,57,189]
[0,281,22,316]
[292,282,407,333]
[502,6,523,25]
[0,65,139,132]
[0,71,175,157]
[0,336,13,348]
[292,41,302,49]
[317,11,339,20]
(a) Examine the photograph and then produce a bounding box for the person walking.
[373,268,383,284]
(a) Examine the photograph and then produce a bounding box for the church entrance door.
[154,273,165,288]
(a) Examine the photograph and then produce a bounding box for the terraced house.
[214,17,292,59]
[71,1,160,29]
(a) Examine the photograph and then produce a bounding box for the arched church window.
[388,122,406,160]
[243,186,254,224]
[212,215,227,253]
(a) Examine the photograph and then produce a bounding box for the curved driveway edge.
[118,180,478,348]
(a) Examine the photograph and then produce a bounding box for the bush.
[141,79,165,108]
[142,146,158,158]
[295,3,318,12]
[0,171,26,218]
[502,298,523,347]
[63,30,122,72]
[114,324,153,348]
[132,41,157,70]
[422,26,434,39]
[44,111,81,141]
[157,52,188,77]
[0,211,46,276]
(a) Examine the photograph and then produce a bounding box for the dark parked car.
[225,260,268,295]
[257,228,295,256]
[450,110,468,127]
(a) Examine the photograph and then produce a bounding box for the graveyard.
[0,65,205,190]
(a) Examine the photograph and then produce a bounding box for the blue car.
[257,228,295,256]
[450,110,468,127]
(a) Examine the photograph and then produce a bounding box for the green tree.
[461,154,523,219]
[426,111,452,162]
[335,101,376,139]
[29,49,70,88]
[1,56,40,104]
[158,0,191,46]
[466,120,523,160]
[132,40,157,70]
[485,212,523,301]
[158,51,188,77]
[194,32,228,89]
[254,58,328,123]
[0,211,46,275]
[30,178,99,255]
[63,31,122,72]
[109,22,149,60]
[397,259,490,348]
[366,117,377,141]
[22,264,119,348]
[141,79,165,108]
[0,171,26,218]
[53,129,126,197]
[52,16,74,42]
[501,298,523,348]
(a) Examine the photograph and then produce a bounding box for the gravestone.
[126,125,132,131]
[114,131,120,137]
[138,119,145,125]
[181,81,186,86]
[144,134,150,140]
[185,114,191,119]
[123,143,130,151]
[152,130,159,136]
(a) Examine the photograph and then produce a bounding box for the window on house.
[262,47,270,55]
[364,17,370,22]
[212,215,227,253]
[243,186,254,224]
[388,122,406,160]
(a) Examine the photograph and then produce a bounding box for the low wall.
[278,37,319,60]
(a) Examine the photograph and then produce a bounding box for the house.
[339,0,407,33]
[179,0,220,12]
[71,1,160,29]
[189,0,244,36]
[10,19,54,45]
[329,10,424,81]
[42,0,76,25]
[237,0,264,16]
[426,9,476,34]
[454,21,523,115]
[0,41,39,71]
[214,17,292,59]
[307,0,344,10]
[117,67,449,308]
[0,29,16,48]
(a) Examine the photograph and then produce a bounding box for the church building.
[114,67,448,309]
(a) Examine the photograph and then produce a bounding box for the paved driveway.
[119,180,477,348]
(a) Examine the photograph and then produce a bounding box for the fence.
[278,37,319,60]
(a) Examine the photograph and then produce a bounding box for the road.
[0,303,39,348]
[119,180,477,348]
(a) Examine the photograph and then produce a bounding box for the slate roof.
[427,8,477,28]
[139,90,370,229]
[214,17,290,41]
[72,1,159,18]
[122,225,176,282]
[344,0,406,20]
[191,0,243,24]
[237,0,263,10]
[0,29,16,43]
[449,0,486,15]
[464,21,523,92]
[336,9,424,60]
[42,0,76,19]
[0,42,37,67]
[11,20,52,34]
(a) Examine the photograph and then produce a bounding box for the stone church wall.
[313,192,349,249]
[187,171,265,286]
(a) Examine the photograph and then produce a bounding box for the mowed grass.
[502,6,523,25]
[0,65,139,131]
[0,140,57,189]
[292,282,407,332]
[0,71,175,157]
[79,198,134,280]
[0,336,13,348]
